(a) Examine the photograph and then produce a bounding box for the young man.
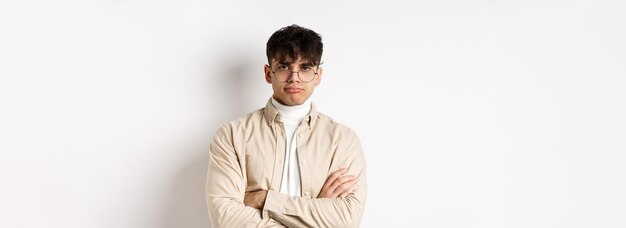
[206,24,367,228]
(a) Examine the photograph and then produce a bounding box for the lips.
[285,87,302,93]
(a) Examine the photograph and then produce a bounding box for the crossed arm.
[243,168,357,209]
[206,125,367,228]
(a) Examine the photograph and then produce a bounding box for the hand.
[318,168,356,199]
[244,190,268,210]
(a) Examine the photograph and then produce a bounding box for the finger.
[322,168,348,191]
[339,188,354,199]
[327,175,355,195]
[319,168,349,198]
[334,178,356,196]
[328,175,354,190]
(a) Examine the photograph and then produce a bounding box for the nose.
[287,71,301,82]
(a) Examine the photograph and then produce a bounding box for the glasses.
[271,65,319,83]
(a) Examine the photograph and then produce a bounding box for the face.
[264,56,322,106]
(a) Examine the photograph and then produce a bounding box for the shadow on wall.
[167,156,212,228]
[164,44,262,228]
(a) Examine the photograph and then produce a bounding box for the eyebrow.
[276,61,314,66]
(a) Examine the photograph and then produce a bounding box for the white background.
[1,0,625,227]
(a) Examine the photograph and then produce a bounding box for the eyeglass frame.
[269,63,321,83]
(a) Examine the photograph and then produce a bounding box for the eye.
[301,66,312,71]
[276,65,289,71]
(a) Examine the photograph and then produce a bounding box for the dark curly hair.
[266,24,323,66]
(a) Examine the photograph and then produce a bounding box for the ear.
[264,64,272,84]
[315,67,323,85]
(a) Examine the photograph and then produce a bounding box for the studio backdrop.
[1,0,625,227]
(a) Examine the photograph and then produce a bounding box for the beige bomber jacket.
[206,99,367,228]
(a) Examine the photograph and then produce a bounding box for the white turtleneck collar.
[271,97,312,122]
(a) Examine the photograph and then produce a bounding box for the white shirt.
[271,97,312,197]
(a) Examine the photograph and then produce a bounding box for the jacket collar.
[264,98,318,128]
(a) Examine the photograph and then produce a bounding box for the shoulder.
[315,112,365,160]
[315,112,360,139]
[213,108,267,137]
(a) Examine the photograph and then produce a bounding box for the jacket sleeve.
[206,125,286,228]
[262,130,368,228]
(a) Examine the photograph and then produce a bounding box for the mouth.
[285,87,303,94]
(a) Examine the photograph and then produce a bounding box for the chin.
[287,101,304,106]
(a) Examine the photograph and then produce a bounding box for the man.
[206,24,367,228]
